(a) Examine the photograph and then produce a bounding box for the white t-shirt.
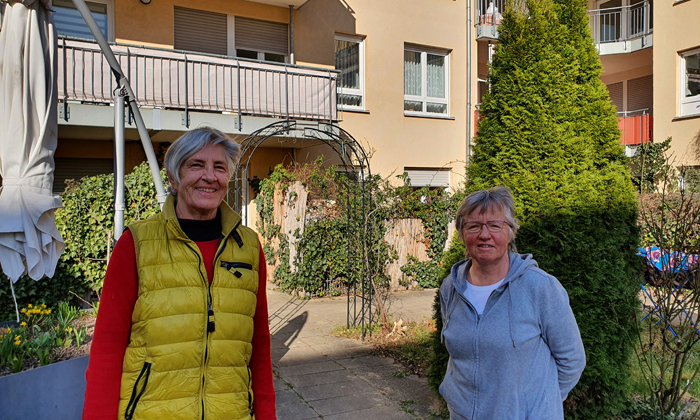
[466,278,505,315]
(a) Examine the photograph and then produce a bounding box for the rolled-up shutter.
[404,168,450,188]
[234,16,288,55]
[606,82,624,113]
[174,7,227,56]
[627,75,653,114]
[54,157,114,194]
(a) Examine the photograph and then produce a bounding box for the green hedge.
[428,1,640,418]
[1,163,166,321]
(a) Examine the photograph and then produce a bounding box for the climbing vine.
[254,159,463,294]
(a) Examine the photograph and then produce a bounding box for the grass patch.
[333,319,436,376]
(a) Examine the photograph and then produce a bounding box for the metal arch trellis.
[231,120,377,338]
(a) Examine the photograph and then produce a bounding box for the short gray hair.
[456,186,520,253]
[164,127,241,195]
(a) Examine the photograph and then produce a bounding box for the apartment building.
[474,0,700,169]
[2,0,471,225]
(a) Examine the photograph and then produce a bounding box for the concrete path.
[266,283,442,420]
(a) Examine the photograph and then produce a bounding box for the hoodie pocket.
[125,362,152,420]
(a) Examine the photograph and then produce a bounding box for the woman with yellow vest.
[83,127,276,420]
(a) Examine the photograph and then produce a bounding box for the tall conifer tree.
[466,0,639,417]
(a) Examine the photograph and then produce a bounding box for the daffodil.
[28,304,32,308]
[20,308,26,314]
[20,322,26,327]
[14,340,21,346]
[14,335,20,341]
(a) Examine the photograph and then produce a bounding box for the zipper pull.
[207,303,215,333]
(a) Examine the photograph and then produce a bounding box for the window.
[404,45,450,116]
[234,17,288,63]
[403,168,450,191]
[681,48,700,117]
[335,34,365,109]
[53,0,113,41]
[174,9,288,63]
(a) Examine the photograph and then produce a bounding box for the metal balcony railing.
[476,0,506,26]
[58,36,339,123]
[588,1,653,46]
[618,109,652,147]
[473,105,652,146]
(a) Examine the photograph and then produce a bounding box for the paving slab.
[266,284,440,419]
[276,401,319,420]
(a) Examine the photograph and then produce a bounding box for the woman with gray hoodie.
[439,186,586,420]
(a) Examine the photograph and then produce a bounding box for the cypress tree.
[429,1,640,418]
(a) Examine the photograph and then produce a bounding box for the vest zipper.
[124,362,151,420]
[247,364,254,417]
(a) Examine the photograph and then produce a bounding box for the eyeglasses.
[462,220,510,234]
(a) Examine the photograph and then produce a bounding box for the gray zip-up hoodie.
[439,253,586,420]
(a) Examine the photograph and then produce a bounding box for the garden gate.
[230,120,377,338]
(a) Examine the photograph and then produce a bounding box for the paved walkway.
[266,283,442,420]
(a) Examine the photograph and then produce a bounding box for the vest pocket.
[125,362,152,420]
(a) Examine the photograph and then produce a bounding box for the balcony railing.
[58,37,339,123]
[618,109,652,147]
[476,0,505,27]
[588,1,652,46]
[473,105,652,146]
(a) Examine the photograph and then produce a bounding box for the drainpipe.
[466,0,472,166]
[289,5,295,65]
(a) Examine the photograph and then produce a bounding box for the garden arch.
[230,120,378,337]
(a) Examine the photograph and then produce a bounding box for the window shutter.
[174,7,227,56]
[234,16,288,55]
[627,75,653,114]
[404,169,450,188]
[606,82,624,113]
[54,157,114,194]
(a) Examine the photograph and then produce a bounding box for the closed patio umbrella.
[0,0,64,321]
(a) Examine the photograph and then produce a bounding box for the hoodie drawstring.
[508,285,515,348]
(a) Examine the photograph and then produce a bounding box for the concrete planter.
[0,355,89,420]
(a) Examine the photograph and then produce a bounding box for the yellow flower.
[54,326,59,331]
[14,335,20,340]
[21,308,26,314]
[20,322,26,327]
[42,304,47,308]
[28,304,32,308]
[46,310,52,315]
[14,340,21,346]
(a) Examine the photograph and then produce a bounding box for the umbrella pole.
[9,279,19,323]
[114,90,126,241]
[69,0,167,209]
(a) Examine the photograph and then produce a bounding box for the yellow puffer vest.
[118,195,260,420]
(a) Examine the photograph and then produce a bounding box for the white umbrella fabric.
[0,0,64,320]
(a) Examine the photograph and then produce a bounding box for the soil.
[0,314,96,378]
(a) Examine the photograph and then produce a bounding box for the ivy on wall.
[255,159,463,294]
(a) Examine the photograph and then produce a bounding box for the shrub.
[0,163,166,321]
[429,1,640,418]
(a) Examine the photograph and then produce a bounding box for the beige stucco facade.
[653,0,700,165]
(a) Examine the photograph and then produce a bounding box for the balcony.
[618,109,652,147]
[473,106,652,148]
[57,37,339,136]
[587,1,653,55]
[475,0,505,40]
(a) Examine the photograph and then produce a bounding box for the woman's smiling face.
[464,206,512,269]
[168,143,229,220]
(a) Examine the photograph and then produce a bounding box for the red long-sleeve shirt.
[82,230,276,420]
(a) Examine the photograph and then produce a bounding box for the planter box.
[0,356,89,420]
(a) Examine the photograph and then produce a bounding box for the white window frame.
[404,44,450,117]
[335,34,365,111]
[51,0,115,42]
[680,47,700,117]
